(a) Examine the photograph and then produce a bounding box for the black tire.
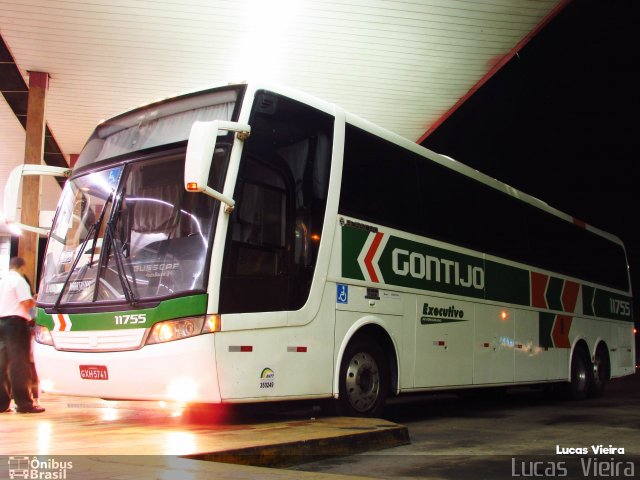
[337,336,389,417]
[564,346,590,401]
[588,345,609,398]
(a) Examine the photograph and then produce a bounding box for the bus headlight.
[34,325,54,346]
[146,317,205,345]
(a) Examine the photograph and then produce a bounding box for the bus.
[5,82,634,416]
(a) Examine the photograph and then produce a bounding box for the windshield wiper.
[53,193,113,310]
[101,221,137,306]
[53,221,97,310]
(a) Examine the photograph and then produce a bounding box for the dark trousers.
[0,316,35,411]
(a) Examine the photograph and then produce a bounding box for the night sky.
[421,0,640,330]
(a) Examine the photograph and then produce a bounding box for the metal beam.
[17,71,49,287]
[0,34,68,181]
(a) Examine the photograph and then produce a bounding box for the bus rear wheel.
[588,345,609,398]
[564,346,590,401]
[338,336,388,417]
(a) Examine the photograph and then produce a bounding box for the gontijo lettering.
[392,248,484,290]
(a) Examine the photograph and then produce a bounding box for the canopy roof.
[0,0,567,226]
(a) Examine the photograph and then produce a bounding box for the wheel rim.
[345,351,380,413]
[592,354,606,388]
[574,355,588,393]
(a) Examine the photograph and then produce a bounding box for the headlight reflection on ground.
[158,400,187,418]
[101,406,119,421]
[163,431,197,455]
[37,421,52,454]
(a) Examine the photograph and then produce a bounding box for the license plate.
[79,365,109,380]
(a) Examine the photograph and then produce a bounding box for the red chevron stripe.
[552,315,572,348]
[364,232,384,283]
[531,272,548,309]
[562,280,580,313]
[57,314,67,331]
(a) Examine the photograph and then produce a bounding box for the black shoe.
[16,405,45,414]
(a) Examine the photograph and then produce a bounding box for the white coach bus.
[5,83,634,416]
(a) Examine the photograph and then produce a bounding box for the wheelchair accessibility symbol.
[337,284,348,304]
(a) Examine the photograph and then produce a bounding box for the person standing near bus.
[21,271,41,406]
[0,257,45,413]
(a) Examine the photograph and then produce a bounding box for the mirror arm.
[185,120,250,214]
[203,186,235,213]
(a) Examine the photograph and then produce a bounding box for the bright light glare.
[203,314,221,333]
[164,431,197,456]
[159,323,176,342]
[171,403,187,418]
[232,0,300,81]
[8,224,23,236]
[102,407,119,421]
[37,422,52,454]
[158,400,186,417]
[167,378,199,403]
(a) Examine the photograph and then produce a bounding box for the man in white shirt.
[0,256,45,413]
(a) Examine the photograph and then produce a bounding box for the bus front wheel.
[337,336,389,417]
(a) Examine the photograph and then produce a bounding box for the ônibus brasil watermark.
[7,457,73,480]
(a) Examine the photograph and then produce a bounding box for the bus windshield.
[39,151,226,307]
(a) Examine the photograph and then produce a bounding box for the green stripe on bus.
[546,277,564,311]
[538,312,555,349]
[593,289,633,321]
[581,284,632,321]
[342,226,368,281]
[582,285,595,316]
[484,260,530,306]
[35,294,207,331]
[341,224,632,321]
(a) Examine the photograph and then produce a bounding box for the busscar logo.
[7,457,73,479]
[133,262,180,278]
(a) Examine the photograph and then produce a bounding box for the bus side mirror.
[184,120,251,212]
[3,164,71,236]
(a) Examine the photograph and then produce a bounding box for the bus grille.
[52,329,146,352]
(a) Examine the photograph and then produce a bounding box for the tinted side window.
[414,159,529,262]
[525,206,628,291]
[340,126,421,232]
[340,125,528,261]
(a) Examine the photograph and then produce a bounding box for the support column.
[18,71,49,291]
